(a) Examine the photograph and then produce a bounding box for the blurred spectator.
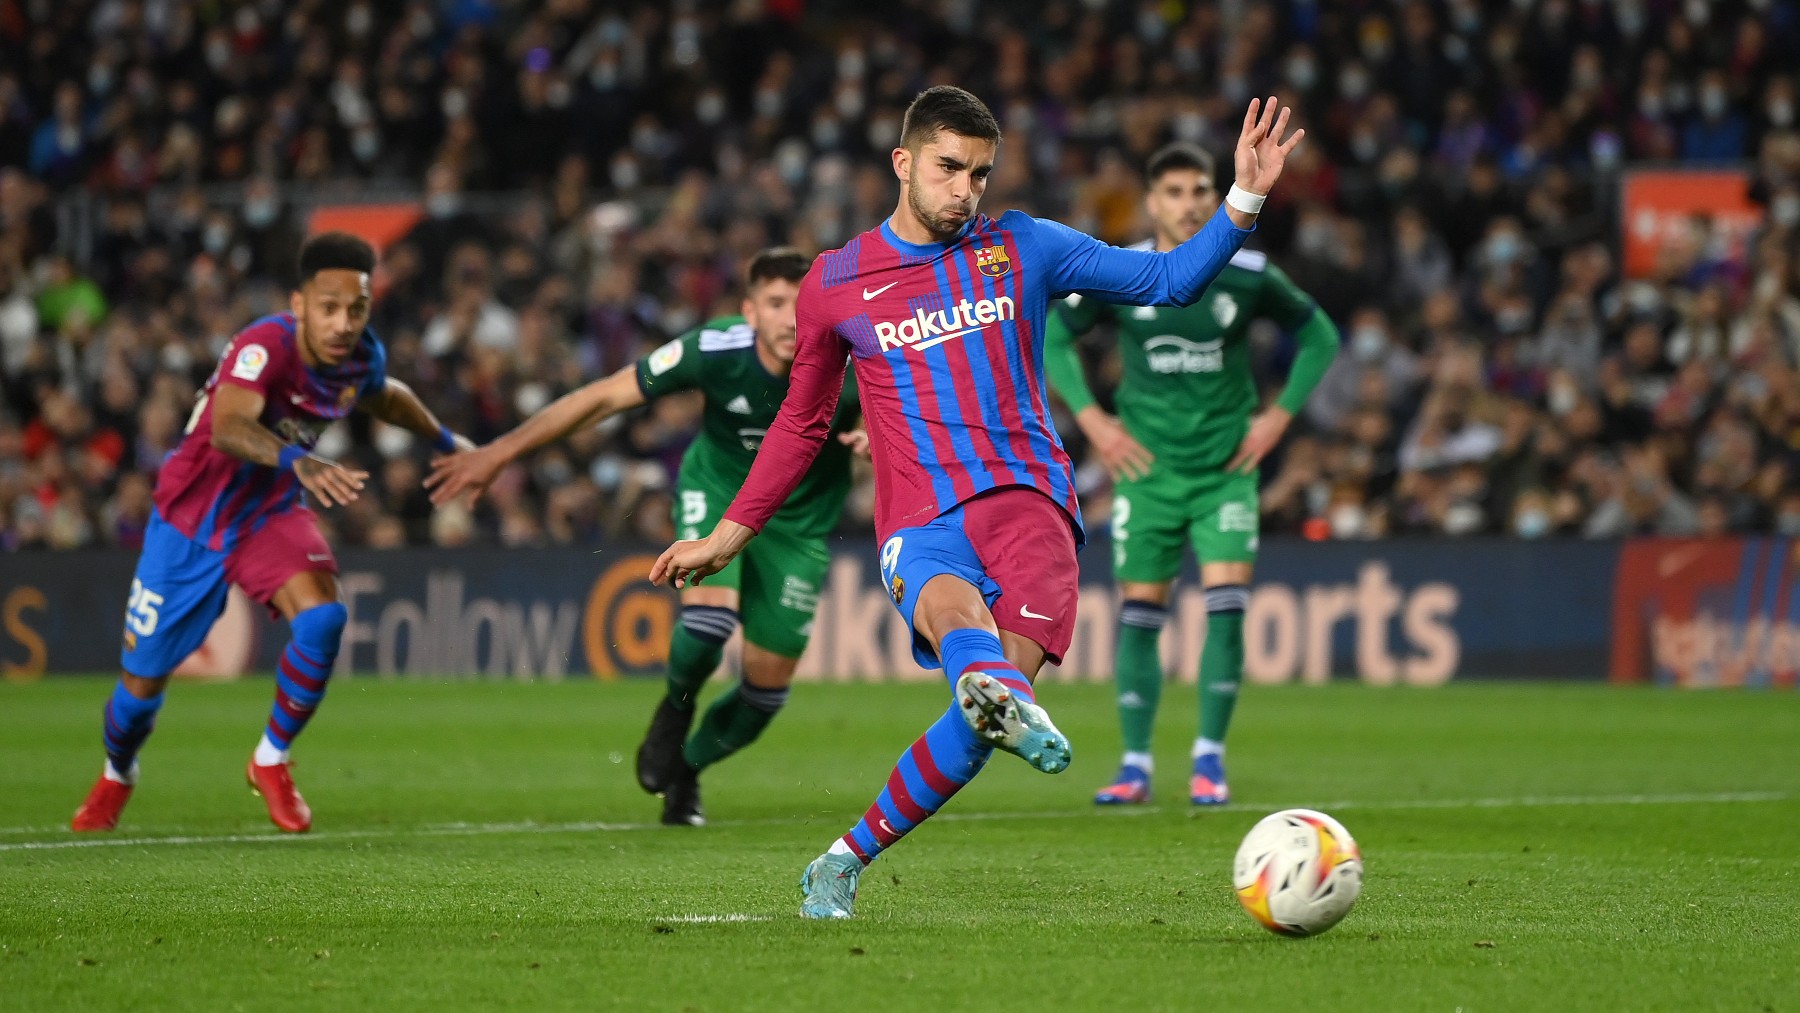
[2,0,1798,550]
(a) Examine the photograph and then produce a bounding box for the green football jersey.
[1051,247,1317,472]
[636,316,860,540]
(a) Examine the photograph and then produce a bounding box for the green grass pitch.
[2,677,1796,1011]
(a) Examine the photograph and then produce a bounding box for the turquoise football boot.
[955,671,1071,774]
[799,851,863,920]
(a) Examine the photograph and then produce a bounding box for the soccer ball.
[1232,808,1363,937]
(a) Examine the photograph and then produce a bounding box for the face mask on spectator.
[203,223,231,254]
[695,92,725,125]
[1778,512,1800,536]
[1548,382,1579,417]
[161,343,194,373]
[1484,231,1523,266]
[1637,92,1664,120]
[375,425,413,459]
[352,128,380,163]
[1496,303,1532,334]
[1285,57,1318,92]
[427,192,463,218]
[1338,67,1370,102]
[1589,131,1622,170]
[1699,87,1728,121]
[1173,110,1206,143]
[1330,504,1365,539]
[1514,509,1551,539]
[1769,99,1796,128]
[1773,194,1800,229]
[867,116,899,151]
[1296,219,1336,259]
[243,198,278,229]
[1351,326,1388,361]
[586,456,624,491]
[1443,501,1485,535]
[88,64,114,96]
[1136,7,1167,44]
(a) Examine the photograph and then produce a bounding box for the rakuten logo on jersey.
[874,295,1016,352]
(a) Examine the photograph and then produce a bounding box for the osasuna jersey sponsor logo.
[725,395,753,414]
[1144,334,1224,374]
[873,295,1016,352]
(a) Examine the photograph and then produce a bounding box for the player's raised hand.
[1226,405,1293,475]
[837,429,872,460]
[293,454,368,507]
[1234,96,1305,197]
[1076,407,1155,482]
[423,444,504,506]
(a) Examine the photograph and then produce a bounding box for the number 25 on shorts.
[126,579,163,638]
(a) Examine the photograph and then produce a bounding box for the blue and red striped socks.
[258,603,346,762]
[102,679,163,782]
[835,628,1035,864]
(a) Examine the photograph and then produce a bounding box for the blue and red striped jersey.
[725,205,1252,545]
[154,313,387,550]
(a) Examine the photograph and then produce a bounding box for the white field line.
[0,790,1786,854]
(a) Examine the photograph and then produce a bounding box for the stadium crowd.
[3,0,1800,552]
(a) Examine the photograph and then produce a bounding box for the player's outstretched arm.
[424,366,645,505]
[210,383,368,507]
[361,377,474,455]
[1039,98,1304,309]
[650,519,757,589]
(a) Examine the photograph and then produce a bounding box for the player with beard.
[427,248,862,826]
[653,88,1303,917]
[1044,142,1340,808]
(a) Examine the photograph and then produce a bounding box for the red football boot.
[246,758,312,832]
[71,773,134,832]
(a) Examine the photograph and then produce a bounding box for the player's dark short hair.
[746,247,811,288]
[900,86,1002,150]
[1145,142,1217,185]
[297,231,377,283]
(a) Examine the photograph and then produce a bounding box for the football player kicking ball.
[1044,142,1339,807]
[654,87,1302,918]
[426,248,862,827]
[72,232,471,833]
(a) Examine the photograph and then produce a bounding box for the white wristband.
[1225,184,1266,215]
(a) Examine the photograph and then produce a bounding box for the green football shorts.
[673,479,829,659]
[1109,466,1259,583]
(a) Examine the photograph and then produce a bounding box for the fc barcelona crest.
[975,245,1011,278]
[337,385,357,411]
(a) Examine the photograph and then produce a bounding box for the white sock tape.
[1225,184,1266,215]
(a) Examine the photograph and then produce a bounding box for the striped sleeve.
[723,267,848,533]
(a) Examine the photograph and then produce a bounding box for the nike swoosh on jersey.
[862,281,900,300]
[1019,604,1054,621]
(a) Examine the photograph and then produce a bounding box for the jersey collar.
[878,215,977,257]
